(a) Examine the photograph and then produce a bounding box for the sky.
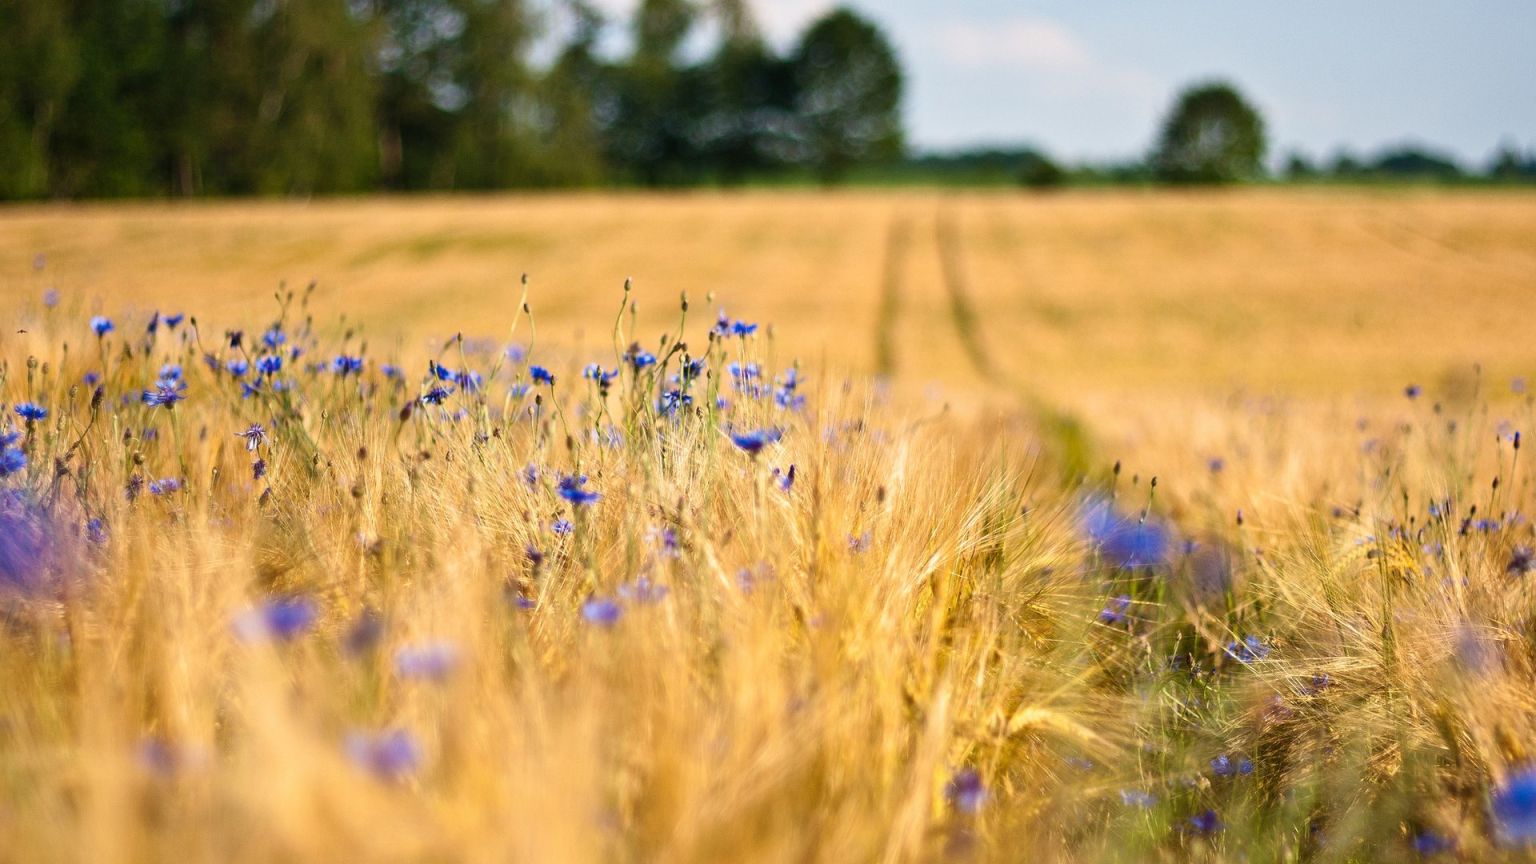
[589,0,1536,167]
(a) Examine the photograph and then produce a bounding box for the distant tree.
[1151,81,1266,185]
[533,0,609,186]
[1328,149,1364,178]
[1283,150,1317,181]
[605,0,703,185]
[696,2,797,183]
[1487,141,1534,182]
[0,0,80,198]
[1017,151,1065,189]
[1370,146,1462,180]
[789,8,903,185]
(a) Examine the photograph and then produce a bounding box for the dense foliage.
[0,0,904,198]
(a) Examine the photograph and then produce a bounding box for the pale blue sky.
[592,0,1536,166]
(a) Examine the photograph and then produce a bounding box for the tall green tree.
[605,0,703,185]
[1151,81,1266,185]
[789,7,903,185]
[0,0,81,198]
[532,0,608,185]
[696,1,796,184]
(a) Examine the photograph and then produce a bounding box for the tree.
[603,0,704,185]
[1151,81,1266,185]
[789,7,903,185]
[695,1,796,184]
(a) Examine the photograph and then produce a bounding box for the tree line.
[0,0,902,198]
[2,2,1531,199]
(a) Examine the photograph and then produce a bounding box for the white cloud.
[937,17,1091,70]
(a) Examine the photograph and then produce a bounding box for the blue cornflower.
[83,371,101,386]
[1210,754,1253,777]
[162,313,184,329]
[1120,789,1156,808]
[394,642,460,681]
[1405,384,1422,399]
[420,386,453,405]
[141,382,187,408]
[1080,498,1171,569]
[729,427,782,455]
[380,363,402,380]
[158,364,183,382]
[583,364,619,385]
[235,424,266,452]
[557,474,600,506]
[628,350,657,370]
[261,327,286,349]
[508,383,531,399]
[256,355,283,377]
[225,358,250,377]
[1494,767,1536,846]
[147,478,181,496]
[331,355,364,376]
[728,362,761,380]
[85,518,107,544]
[773,464,796,492]
[14,402,47,422]
[429,361,455,382]
[345,730,421,781]
[90,316,114,337]
[682,358,706,380]
[0,442,25,477]
[944,768,987,813]
[454,369,483,392]
[1187,810,1223,834]
[42,288,59,308]
[1098,594,1132,626]
[232,598,318,642]
[530,365,556,386]
[505,345,527,363]
[618,576,669,604]
[1225,635,1271,664]
[551,518,574,536]
[582,597,622,626]
[731,321,757,337]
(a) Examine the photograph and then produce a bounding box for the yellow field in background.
[2,189,1533,408]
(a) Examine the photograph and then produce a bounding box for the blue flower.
[582,597,622,626]
[394,642,461,681]
[83,371,101,386]
[557,474,600,506]
[331,355,364,376]
[1187,809,1222,834]
[162,313,185,329]
[345,730,421,781]
[90,316,114,337]
[1494,767,1536,846]
[256,355,283,377]
[420,386,453,405]
[628,350,657,370]
[0,499,56,595]
[147,478,181,496]
[1225,635,1271,664]
[530,366,555,385]
[1210,754,1253,777]
[1405,384,1422,399]
[42,288,59,308]
[505,345,527,363]
[1080,498,1171,569]
[618,576,669,604]
[0,442,26,477]
[583,364,619,385]
[551,518,574,536]
[232,598,318,642]
[225,358,250,378]
[1098,594,1132,626]
[729,427,782,455]
[236,423,266,451]
[141,381,187,408]
[14,402,46,422]
[774,464,796,492]
[944,768,987,813]
[1120,789,1156,808]
[261,327,286,349]
[158,364,183,382]
[381,363,402,380]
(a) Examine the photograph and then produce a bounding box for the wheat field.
[1,189,1535,862]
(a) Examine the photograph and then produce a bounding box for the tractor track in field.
[874,215,910,378]
[935,207,1001,383]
